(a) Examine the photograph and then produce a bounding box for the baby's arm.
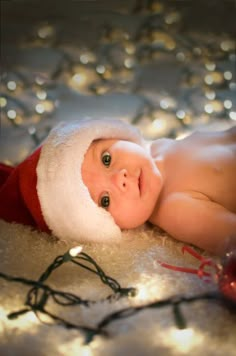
[154,192,236,255]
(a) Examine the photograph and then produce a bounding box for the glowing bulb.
[36,90,47,100]
[160,99,169,109]
[229,82,236,90]
[69,246,83,257]
[220,39,235,51]
[80,52,96,64]
[0,97,7,107]
[124,42,136,55]
[204,74,214,85]
[229,111,236,120]
[224,100,232,109]
[81,346,93,356]
[136,286,149,301]
[165,11,181,25]
[124,58,135,69]
[7,110,16,119]
[169,328,195,352]
[224,71,232,80]
[205,62,216,71]
[204,104,213,114]
[35,103,45,114]
[205,91,216,100]
[35,76,45,85]
[176,110,185,119]
[28,126,36,135]
[72,73,87,86]
[176,52,185,61]
[38,25,54,39]
[7,81,17,91]
[96,65,105,74]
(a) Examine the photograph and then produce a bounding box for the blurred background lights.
[205,90,216,100]
[35,76,45,86]
[165,11,181,25]
[35,103,45,114]
[224,100,232,109]
[72,73,87,86]
[1,0,235,167]
[152,118,167,133]
[176,52,185,62]
[37,24,55,39]
[205,62,216,71]
[124,41,136,55]
[79,51,96,64]
[7,81,17,91]
[224,71,233,81]
[176,110,185,120]
[220,39,235,52]
[28,126,36,135]
[36,90,47,100]
[204,72,224,85]
[96,65,106,75]
[7,110,16,119]
[204,104,213,114]
[0,97,7,107]
[229,82,236,90]
[124,57,135,69]
[229,111,236,120]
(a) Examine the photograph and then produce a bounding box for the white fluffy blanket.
[0,219,235,356]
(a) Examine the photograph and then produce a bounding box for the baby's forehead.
[89,138,117,150]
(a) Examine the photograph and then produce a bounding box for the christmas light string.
[1,244,235,344]
[0,246,136,343]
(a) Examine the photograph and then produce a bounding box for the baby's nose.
[112,169,128,191]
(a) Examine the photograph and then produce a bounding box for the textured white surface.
[0,219,235,356]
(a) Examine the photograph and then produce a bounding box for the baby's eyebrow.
[90,140,100,162]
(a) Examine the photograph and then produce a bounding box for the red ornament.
[158,244,236,307]
[218,250,236,305]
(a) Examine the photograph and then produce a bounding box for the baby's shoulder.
[149,138,175,158]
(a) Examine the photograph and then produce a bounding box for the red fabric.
[0,163,14,186]
[0,148,50,233]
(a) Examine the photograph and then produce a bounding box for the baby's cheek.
[112,205,149,230]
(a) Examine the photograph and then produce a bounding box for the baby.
[82,125,236,255]
[0,118,235,255]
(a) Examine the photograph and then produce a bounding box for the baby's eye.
[100,194,110,209]
[101,151,111,167]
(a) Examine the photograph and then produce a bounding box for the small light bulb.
[229,111,236,120]
[35,103,45,114]
[224,100,232,109]
[0,97,7,107]
[7,81,17,91]
[7,109,16,119]
[69,246,83,257]
[224,71,232,80]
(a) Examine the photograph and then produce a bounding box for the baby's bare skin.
[149,126,236,255]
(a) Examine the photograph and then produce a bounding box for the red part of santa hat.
[0,118,144,243]
[0,148,49,232]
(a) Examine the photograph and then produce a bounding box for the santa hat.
[0,118,144,243]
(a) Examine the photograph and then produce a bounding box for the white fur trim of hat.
[36,118,144,243]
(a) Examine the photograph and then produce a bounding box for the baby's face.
[81,139,162,229]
